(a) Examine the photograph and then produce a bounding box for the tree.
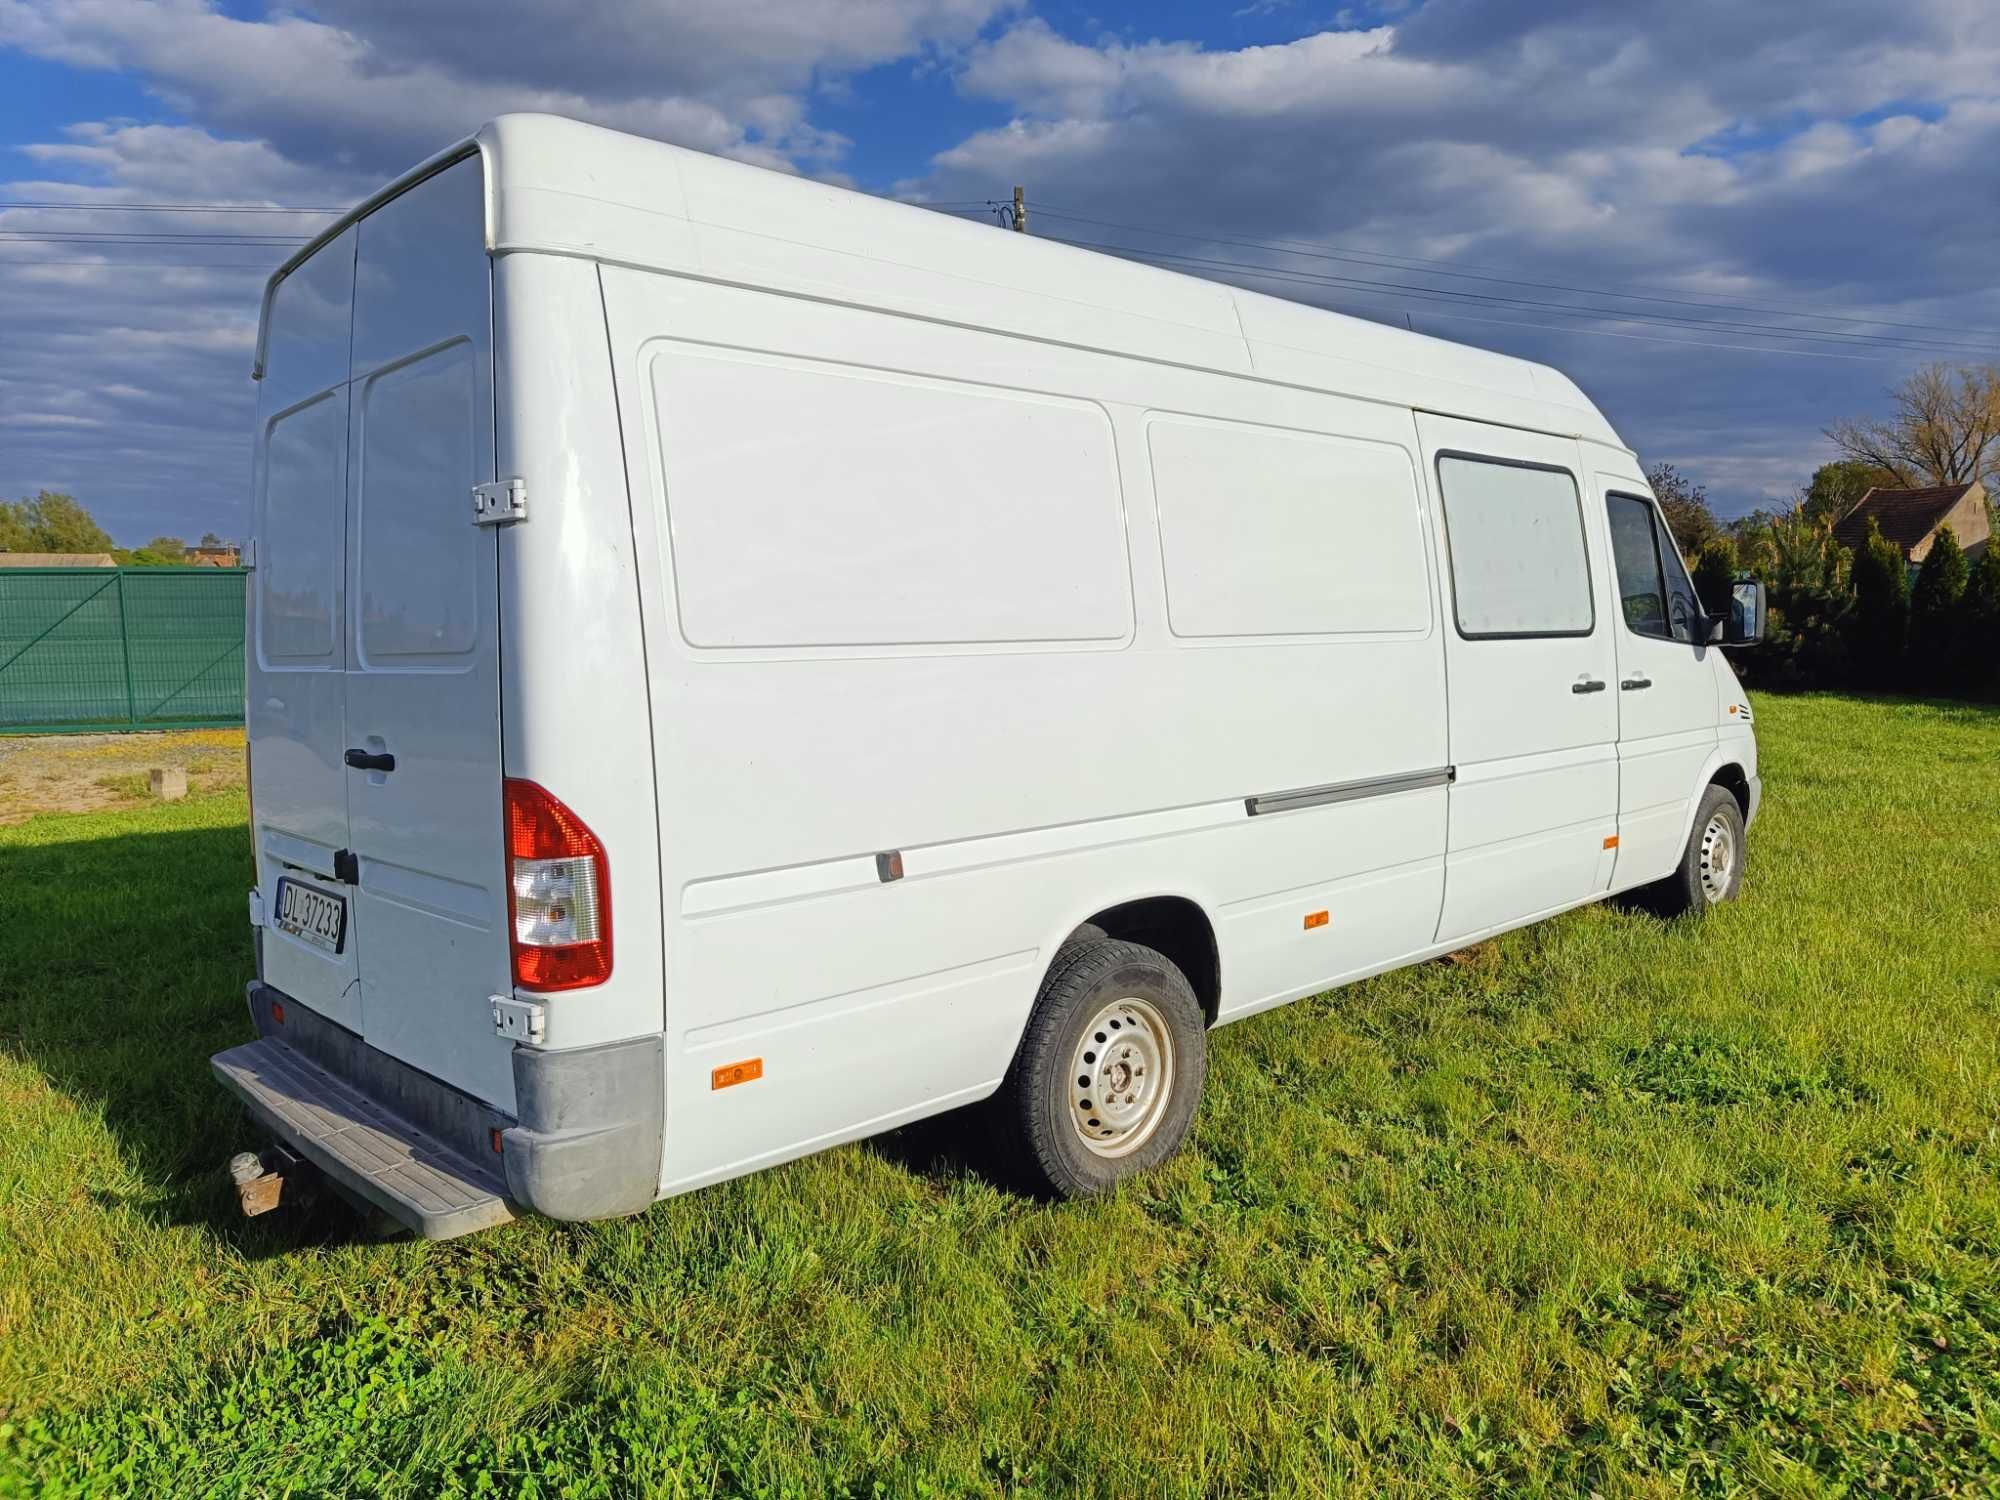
[199,531,225,547]
[147,535,188,557]
[1962,538,2000,701]
[1849,516,1910,688]
[0,501,29,552]
[1825,362,2000,489]
[1645,461,1721,556]
[1692,536,1737,619]
[1801,459,1897,524]
[1907,526,1969,691]
[1754,504,1852,687]
[0,490,114,553]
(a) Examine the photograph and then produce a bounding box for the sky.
[3,0,1999,544]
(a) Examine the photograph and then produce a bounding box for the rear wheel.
[994,938,1206,1198]
[1643,784,1746,916]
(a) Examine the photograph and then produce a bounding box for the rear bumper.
[212,983,663,1238]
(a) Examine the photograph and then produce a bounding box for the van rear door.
[342,158,516,1110]
[249,156,514,1110]
[249,227,361,1033]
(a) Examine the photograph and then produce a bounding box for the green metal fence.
[0,567,247,734]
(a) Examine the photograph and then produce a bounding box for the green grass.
[1,692,1996,1497]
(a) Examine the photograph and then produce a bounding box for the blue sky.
[4,0,1999,543]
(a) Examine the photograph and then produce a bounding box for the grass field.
[1,692,1996,1497]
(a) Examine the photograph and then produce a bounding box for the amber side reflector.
[1603,835,1620,849]
[271,1000,285,1025]
[1304,910,1330,930]
[1728,704,1739,714]
[490,1128,504,1155]
[712,1058,764,1090]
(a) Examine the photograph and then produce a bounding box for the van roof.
[256,112,1626,451]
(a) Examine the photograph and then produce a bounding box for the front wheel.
[1643,784,1746,917]
[993,938,1207,1198]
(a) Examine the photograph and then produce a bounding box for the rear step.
[213,1036,515,1239]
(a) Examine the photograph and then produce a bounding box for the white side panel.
[599,263,1451,1194]
[492,253,664,1054]
[646,345,1131,648]
[1146,415,1431,639]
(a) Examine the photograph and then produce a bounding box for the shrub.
[1848,517,1909,689]
[1908,526,1969,693]
[1958,535,2000,701]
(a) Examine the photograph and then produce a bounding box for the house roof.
[0,551,116,567]
[1832,482,1979,557]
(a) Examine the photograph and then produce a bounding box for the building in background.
[1833,481,1991,566]
[183,542,241,567]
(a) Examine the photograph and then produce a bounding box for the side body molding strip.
[1246,765,1455,818]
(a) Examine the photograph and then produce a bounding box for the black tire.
[993,938,1206,1198]
[1642,784,1746,917]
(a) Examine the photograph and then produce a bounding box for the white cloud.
[6,0,2000,529]
[911,5,2000,511]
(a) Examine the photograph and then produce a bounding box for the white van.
[214,114,1765,1238]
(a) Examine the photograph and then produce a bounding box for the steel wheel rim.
[1069,996,1175,1159]
[1698,812,1736,903]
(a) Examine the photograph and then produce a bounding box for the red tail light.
[504,779,611,991]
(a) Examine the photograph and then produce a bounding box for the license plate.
[274,877,346,954]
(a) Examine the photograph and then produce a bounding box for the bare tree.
[1825,362,2000,489]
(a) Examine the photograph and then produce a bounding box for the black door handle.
[1621,676,1653,691]
[344,749,396,773]
[1571,677,1607,694]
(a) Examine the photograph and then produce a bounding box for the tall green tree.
[1692,536,1737,619]
[1645,461,1721,555]
[1908,526,1969,691]
[1962,539,2000,701]
[2,490,115,553]
[0,500,29,552]
[1801,459,1897,524]
[1849,517,1910,689]
[1755,505,1852,687]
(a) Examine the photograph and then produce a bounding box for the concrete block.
[149,767,187,801]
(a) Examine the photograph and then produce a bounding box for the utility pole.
[1012,185,1027,234]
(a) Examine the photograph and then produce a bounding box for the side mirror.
[1722,578,1766,646]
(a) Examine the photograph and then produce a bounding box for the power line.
[1030,204,2000,341]
[1039,232,2000,358]
[1037,237,1944,362]
[0,199,341,213]
[0,257,273,270]
[0,232,305,246]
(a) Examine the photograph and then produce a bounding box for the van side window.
[1435,455,1594,638]
[1607,492,1698,643]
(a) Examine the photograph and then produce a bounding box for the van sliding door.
[1417,413,1621,941]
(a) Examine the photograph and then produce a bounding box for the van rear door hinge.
[491,995,547,1046]
[472,478,526,526]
